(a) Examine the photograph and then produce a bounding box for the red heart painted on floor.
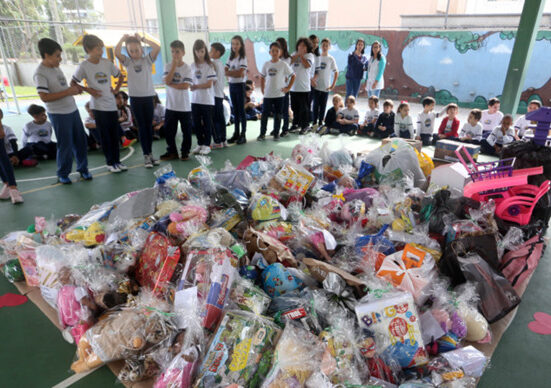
[0,293,28,308]
[528,312,551,335]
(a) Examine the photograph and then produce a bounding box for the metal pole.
[202,0,208,42]
[378,0,382,30]
[0,27,20,114]
[444,0,451,29]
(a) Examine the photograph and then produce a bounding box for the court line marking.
[51,365,103,388]
[17,146,135,183]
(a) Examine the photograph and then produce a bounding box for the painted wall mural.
[208,30,551,113]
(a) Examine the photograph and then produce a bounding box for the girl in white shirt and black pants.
[288,37,315,136]
[225,35,248,145]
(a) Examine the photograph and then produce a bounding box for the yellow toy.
[65,222,106,247]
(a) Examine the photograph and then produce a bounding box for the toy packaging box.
[434,140,480,163]
[195,310,281,388]
[355,291,428,369]
[381,138,422,153]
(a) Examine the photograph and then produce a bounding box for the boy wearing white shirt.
[72,34,125,174]
[334,96,360,135]
[311,38,339,128]
[161,40,193,161]
[20,104,57,160]
[459,109,483,144]
[481,97,504,137]
[210,43,228,148]
[481,114,517,155]
[289,38,315,135]
[415,97,445,146]
[258,42,296,141]
[514,100,541,138]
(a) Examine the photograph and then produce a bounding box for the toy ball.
[188,167,208,189]
[251,195,282,223]
[392,218,406,232]
[3,259,24,283]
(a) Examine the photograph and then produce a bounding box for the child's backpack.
[499,234,545,291]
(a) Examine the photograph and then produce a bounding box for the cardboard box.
[430,162,471,193]
[382,138,422,153]
[434,140,480,163]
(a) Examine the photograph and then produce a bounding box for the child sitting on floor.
[394,101,414,139]
[153,93,165,140]
[459,109,483,144]
[0,108,23,203]
[318,94,343,136]
[372,99,395,139]
[432,103,459,144]
[84,101,100,150]
[333,95,360,135]
[481,114,517,156]
[20,104,57,161]
[358,95,379,136]
[245,85,262,120]
[514,100,541,139]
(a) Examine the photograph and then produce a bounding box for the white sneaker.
[144,155,153,168]
[149,154,160,166]
[108,164,121,173]
[223,141,229,147]
[191,145,202,154]
[0,184,9,200]
[117,163,128,171]
[10,188,23,204]
[200,146,211,155]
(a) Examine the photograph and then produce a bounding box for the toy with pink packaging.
[1,136,549,387]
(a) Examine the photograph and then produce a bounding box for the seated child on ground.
[333,95,360,135]
[116,91,134,136]
[1,119,21,167]
[481,97,503,138]
[153,93,165,139]
[84,101,100,150]
[432,103,459,144]
[459,109,483,144]
[318,94,343,135]
[19,104,57,161]
[481,114,517,156]
[514,100,541,139]
[372,99,395,139]
[394,101,414,139]
[358,95,379,136]
[245,85,262,120]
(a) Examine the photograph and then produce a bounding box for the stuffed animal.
[65,222,105,247]
[167,205,208,241]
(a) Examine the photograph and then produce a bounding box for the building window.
[238,13,274,31]
[310,11,327,30]
[178,16,209,32]
[146,19,158,34]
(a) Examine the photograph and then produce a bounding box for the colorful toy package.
[194,310,281,388]
[355,291,428,369]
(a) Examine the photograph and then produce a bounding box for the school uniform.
[416,111,440,146]
[153,103,165,137]
[366,55,386,97]
[225,56,248,138]
[212,58,227,144]
[323,107,338,129]
[374,112,395,139]
[19,121,57,160]
[34,63,89,179]
[481,126,515,155]
[73,58,122,167]
[459,122,483,144]
[163,62,193,156]
[432,117,460,144]
[481,110,504,138]
[121,53,156,156]
[514,115,535,138]
[259,59,294,137]
[394,114,414,139]
[312,54,337,126]
[191,62,217,147]
[84,115,100,148]
[334,107,359,134]
[290,52,315,130]
[281,57,292,132]
[360,108,379,135]
[0,125,17,187]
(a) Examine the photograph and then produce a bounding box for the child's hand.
[123,34,130,40]
[326,86,333,91]
[281,86,291,94]
[311,78,317,87]
[379,126,386,131]
[68,85,81,96]
[10,156,19,167]
[372,80,378,89]
[134,33,142,41]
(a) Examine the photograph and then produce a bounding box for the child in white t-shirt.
[514,100,541,138]
[334,95,360,135]
[481,97,504,137]
[152,94,165,140]
[311,38,338,127]
[258,41,296,141]
[20,104,57,160]
[225,35,248,144]
[0,108,23,203]
[394,101,414,139]
[359,96,379,136]
[459,109,483,144]
[210,42,228,148]
[481,114,517,155]
[415,96,445,146]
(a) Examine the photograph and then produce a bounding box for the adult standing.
[365,41,386,98]
[345,39,368,98]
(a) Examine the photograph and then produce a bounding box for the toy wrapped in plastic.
[154,345,200,388]
[243,227,296,266]
[258,257,304,298]
[229,276,272,315]
[261,322,324,388]
[2,258,24,283]
[70,291,177,373]
[355,290,429,369]
[215,167,253,194]
[268,288,322,335]
[270,162,315,198]
[421,189,480,236]
[248,193,288,226]
[35,245,72,308]
[167,204,209,242]
[194,310,281,388]
[454,283,491,343]
[64,221,106,247]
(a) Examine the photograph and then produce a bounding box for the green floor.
[0,117,550,387]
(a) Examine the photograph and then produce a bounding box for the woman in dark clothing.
[345,39,368,98]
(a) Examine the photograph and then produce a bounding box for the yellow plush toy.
[65,222,105,247]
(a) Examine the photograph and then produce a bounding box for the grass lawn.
[2,85,39,100]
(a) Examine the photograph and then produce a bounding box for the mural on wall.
[209,29,551,113]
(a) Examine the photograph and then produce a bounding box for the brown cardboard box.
[434,140,480,163]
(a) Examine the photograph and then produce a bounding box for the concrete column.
[288,0,310,48]
[501,0,546,114]
[155,0,179,64]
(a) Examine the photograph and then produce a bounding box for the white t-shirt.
[73,58,121,111]
[260,59,294,99]
[364,108,380,125]
[394,114,414,137]
[33,64,77,114]
[22,121,53,147]
[2,125,17,154]
[459,122,483,141]
[122,54,155,97]
[514,115,536,137]
[153,104,165,123]
[337,107,360,122]
[119,106,133,130]
[225,56,247,83]
[416,111,440,136]
[367,57,384,90]
[163,62,192,112]
[190,62,217,106]
[290,53,315,93]
[314,54,337,92]
[212,58,226,99]
[481,110,504,133]
[487,126,515,147]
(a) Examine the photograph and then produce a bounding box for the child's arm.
[372,55,386,89]
[114,34,129,63]
[21,125,29,148]
[225,58,247,78]
[190,80,214,91]
[283,74,295,94]
[141,34,161,61]
[113,73,124,94]
[376,115,386,131]
[85,121,96,129]
[459,123,469,139]
[260,76,266,95]
[328,70,339,91]
[300,54,312,69]
[71,66,102,97]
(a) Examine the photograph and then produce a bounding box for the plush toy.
[65,222,105,247]
[167,205,208,241]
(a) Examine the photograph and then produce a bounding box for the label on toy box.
[274,163,314,196]
[355,291,428,369]
[18,249,40,287]
[136,232,180,295]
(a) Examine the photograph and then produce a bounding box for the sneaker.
[280,130,289,138]
[223,141,229,148]
[318,126,329,136]
[199,146,211,155]
[211,143,223,149]
[144,155,153,168]
[191,145,202,154]
[257,134,266,142]
[58,176,72,184]
[107,164,121,173]
[273,134,280,141]
[149,155,160,166]
[122,138,136,148]
[180,154,190,161]
[236,135,247,145]
[228,133,239,144]
[160,152,179,161]
[312,123,319,131]
[289,125,299,133]
[269,130,276,137]
[0,184,9,200]
[9,189,23,204]
[117,163,129,171]
[299,127,312,135]
[80,171,93,180]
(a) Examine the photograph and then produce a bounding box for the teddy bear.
[167,205,208,242]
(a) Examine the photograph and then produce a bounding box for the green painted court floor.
[1,107,550,387]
